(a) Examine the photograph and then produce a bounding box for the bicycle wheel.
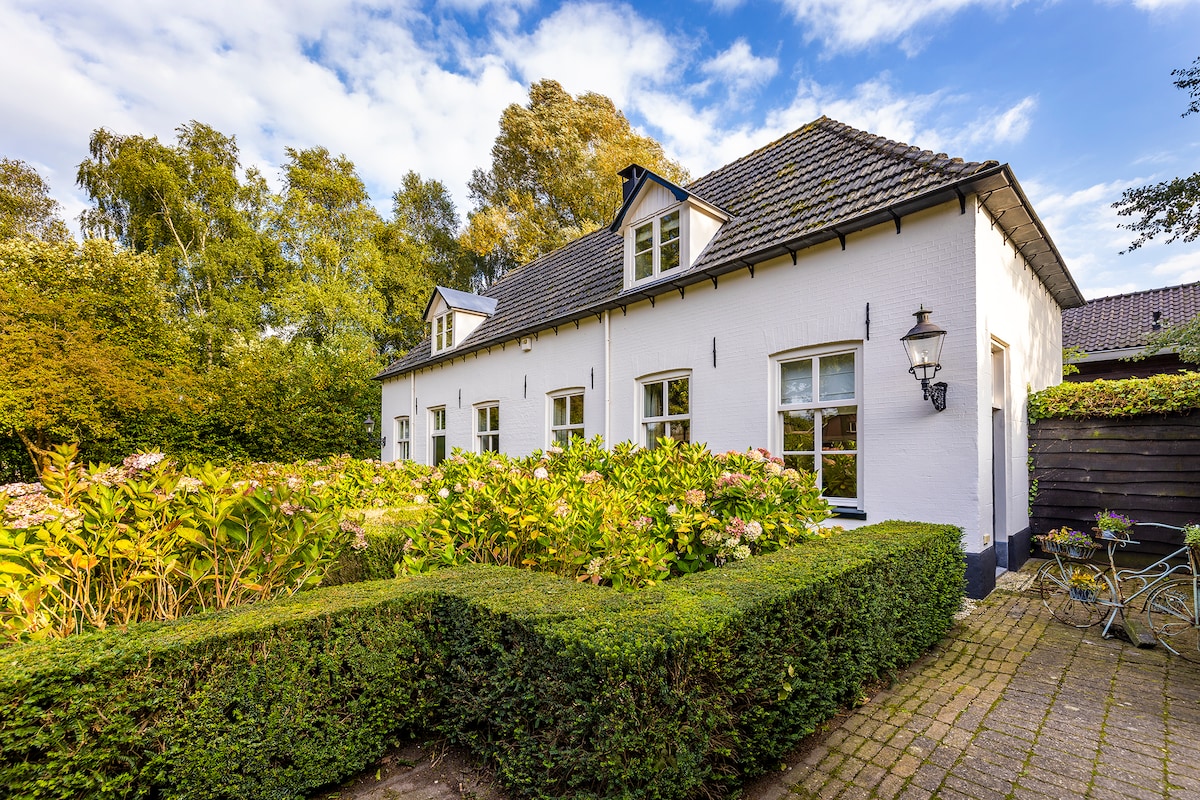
[1037,560,1111,628]
[1146,578,1200,662]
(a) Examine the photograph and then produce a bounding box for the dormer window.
[433,311,454,353]
[612,165,728,292]
[634,210,681,281]
[423,286,498,357]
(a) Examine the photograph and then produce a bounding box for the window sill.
[831,507,866,520]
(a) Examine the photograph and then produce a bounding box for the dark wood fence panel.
[1030,414,1200,551]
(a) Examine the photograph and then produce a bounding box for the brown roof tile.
[1063,282,1200,353]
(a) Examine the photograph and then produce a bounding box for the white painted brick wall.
[381,198,1065,556]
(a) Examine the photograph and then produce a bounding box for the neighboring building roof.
[1063,282,1200,355]
[377,116,1083,381]
[424,286,499,318]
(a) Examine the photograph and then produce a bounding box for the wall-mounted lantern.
[901,306,948,412]
[363,414,386,448]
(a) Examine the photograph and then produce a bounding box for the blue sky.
[1,0,1198,299]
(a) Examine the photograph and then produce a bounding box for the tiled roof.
[378,116,1081,380]
[1063,282,1200,353]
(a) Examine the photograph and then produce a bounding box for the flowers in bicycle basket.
[1037,527,1097,557]
[1094,510,1135,539]
[1067,568,1102,602]
[1052,528,1095,548]
[1067,568,1102,591]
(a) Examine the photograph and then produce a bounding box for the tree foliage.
[0,238,194,474]
[464,79,689,271]
[271,146,387,348]
[1113,57,1200,252]
[0,158,70,241]
[76,122,278,366]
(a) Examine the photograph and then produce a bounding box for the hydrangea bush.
[0,446,349,643]
[397,437,833,588]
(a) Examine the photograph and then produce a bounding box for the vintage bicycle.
[1035,522,1200,661]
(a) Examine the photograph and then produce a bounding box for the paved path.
[752,562,1200,800]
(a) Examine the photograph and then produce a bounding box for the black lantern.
[901,306,948,412]
[363,414,385,448]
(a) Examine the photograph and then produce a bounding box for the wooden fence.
[1029,413,1200,552]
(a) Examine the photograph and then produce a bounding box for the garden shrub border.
[0,521,964,800]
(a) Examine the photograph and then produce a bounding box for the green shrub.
[0,521,962,800]
[0,446,349,643]
[401,438,832,587]
[1029,371,1200,420]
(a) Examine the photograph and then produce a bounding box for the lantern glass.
[363,414,375,435]
[901,308,946,384]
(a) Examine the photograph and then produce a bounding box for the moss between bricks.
[0,521,964,800]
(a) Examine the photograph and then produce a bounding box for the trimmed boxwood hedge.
[0,521,963,800]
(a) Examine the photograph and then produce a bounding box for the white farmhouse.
[376,117,1084,598]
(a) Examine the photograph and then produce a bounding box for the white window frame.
[639,371,691,449]
[773,346,862,509]
[629,207,682,285]
[433,312,454,353]
[476,403,500,453]
[394,416,411,461]
[549,389,585,446]
[429,406,447,465]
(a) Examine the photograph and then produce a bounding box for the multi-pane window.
[779,351,859,504]
[395,416,410,461]
[642,374,690,448]
[433,312,454,352]
[476,404,500,453]
[430,407,447,465]
[632,209,681,282]
[550,392,584,445]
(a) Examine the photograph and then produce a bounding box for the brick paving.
[748,561,1200,800]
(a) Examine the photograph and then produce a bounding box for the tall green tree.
[77,122,277,367]
[464,79,690,272]
[0,238,194,474]
[1114,57,1200,252]
[0,158,70,241]
[271,146,386,348]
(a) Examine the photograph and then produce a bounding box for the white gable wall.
[974,200,1064,557]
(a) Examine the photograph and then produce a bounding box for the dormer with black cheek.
[424,286,498,356]
[610,164,729,290]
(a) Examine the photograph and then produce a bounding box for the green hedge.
[1028,371,1200,421]
[0,521,963,800]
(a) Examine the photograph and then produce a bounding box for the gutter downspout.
[604,310,612,449]
[409,372,416,462]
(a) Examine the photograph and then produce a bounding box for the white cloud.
[1127,0,1200,10]
[1150,248,1200,284]
[495,2,681,107]
[776,0,1014,53]
[701,38,779,96]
